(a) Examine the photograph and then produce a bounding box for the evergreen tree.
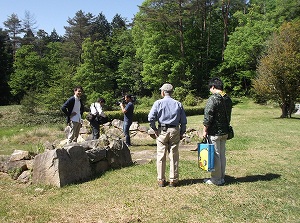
[90,12,111,41]
[64,10,94,64]
[3,13,22,60]
[0,29,14,105]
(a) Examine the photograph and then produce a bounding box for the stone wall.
[0,119,198,187]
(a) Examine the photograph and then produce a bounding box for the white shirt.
[90,102,106,117]
[70,95,81,122]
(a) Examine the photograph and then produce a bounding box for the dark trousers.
[90,119,100,139]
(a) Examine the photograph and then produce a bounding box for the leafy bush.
[104,106,204,123]
[20,92,39,114]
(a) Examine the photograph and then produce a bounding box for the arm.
[202,125,209,138]
[179,105,187,139]
[202,96,215,137]
[120,103,127,113]
[61,97,74,123]
[148,102,158,136]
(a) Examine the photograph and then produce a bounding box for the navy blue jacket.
[61,96,84,123]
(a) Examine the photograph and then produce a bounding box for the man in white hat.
[148,83,187,187]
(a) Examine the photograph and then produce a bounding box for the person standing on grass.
[61,86,84,144]
[120,94,134,146]
[202,77,232,185]
[148,83,187,187]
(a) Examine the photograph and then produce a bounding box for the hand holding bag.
[198,137,215,172]
[227,125,234,140]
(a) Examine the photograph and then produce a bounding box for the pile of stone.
[0,138,133,187]
[0,119,199,187]
[0,119,138,187]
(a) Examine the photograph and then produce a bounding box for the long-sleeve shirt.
[90,102,106,117]
[148,95,187,135]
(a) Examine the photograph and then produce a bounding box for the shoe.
[203,178,221,185]
[169,181,178,187]
[220,178,225,184]
[158,180,166,187]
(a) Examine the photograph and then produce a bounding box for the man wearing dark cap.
[148,83,187,187]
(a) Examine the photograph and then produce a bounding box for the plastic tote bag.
[198,137,215,172]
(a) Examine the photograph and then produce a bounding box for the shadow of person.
[177,173,281,187]
[178,178,204,186]
[225,173,281,184]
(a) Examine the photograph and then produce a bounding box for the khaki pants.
[156,127,180,183]
[67,121,81,143]
[209,134,228,183]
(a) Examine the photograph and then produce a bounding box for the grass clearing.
[0,98,300,222]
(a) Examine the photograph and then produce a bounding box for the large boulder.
[106,140,133,168]
[32,145,92,187]
[32,138,133,187]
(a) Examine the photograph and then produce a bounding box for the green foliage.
[7,167,23,180]
[172,86,187,102]
[20,91,39,114]
[218,5,277,96]
[217,1,300,96]
[183,93,200,106]
[74,38,115,105]
[9,45,49,98]
[2,0,300,111]
[0,29,14,105]
[253,19,300,118]
[134,94,159,109]
[104,106,204,123]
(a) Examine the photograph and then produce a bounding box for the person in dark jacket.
[202,77,232,185]
[61,86,84,143]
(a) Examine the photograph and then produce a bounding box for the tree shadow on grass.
[178,173,281,187]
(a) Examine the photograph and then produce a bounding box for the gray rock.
[32,146,92,187]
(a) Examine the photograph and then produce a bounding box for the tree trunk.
[178,0,185,58]
[280,102,293,118]
[221,0,230,61]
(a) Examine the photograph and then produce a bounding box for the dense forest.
[0,0,299,117]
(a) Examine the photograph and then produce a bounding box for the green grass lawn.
[0,98,300,222]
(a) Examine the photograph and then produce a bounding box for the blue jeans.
[123,121,132,145]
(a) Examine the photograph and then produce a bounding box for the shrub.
[104,106,204,123]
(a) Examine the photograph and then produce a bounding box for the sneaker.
[220,178,225,184]
[158,180,166,187]
[169,181,178,187]
[203,178,221,185]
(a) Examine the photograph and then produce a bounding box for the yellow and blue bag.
[198,137,215,172]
